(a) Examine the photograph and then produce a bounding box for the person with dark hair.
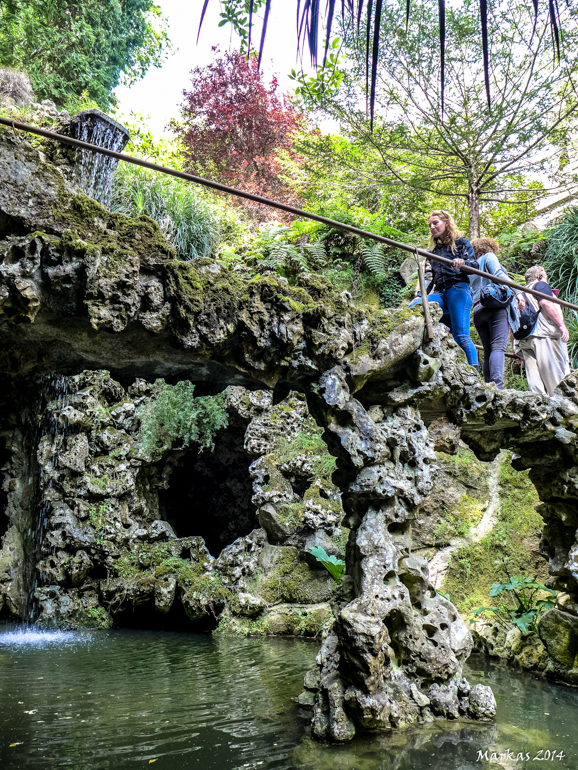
[422,210,479,366]
[513,265,570,395]
[470,237,510,389]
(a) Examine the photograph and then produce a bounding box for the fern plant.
[256,228,328,278]
[361,241,388,280]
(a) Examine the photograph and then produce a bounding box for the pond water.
[0,624,576,769]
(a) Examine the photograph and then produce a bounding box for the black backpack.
[513,293,540,340]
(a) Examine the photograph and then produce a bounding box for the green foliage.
[110,164,224,261]
[0,0,171,109]
[120,111,185,168]
[217,0,267,54]
[79,605,112,629]
[545,207,578,306]
[136,380,228,461]
[289,38,345,103]
[245,224,328,279]
[498,227,547,275]
[88,501,109,529]
[472,575,556,635]
[304,0,571,236]
[567,313,578,368]
[306,546,345,584]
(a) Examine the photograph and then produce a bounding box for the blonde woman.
[424,211,479,365]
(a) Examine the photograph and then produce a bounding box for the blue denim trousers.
[410,285,477,365]
[442,283,478,365]
[408,292,451,329]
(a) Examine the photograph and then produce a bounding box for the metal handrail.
[1,115,576,314]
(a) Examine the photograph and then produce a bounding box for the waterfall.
[28,375,73,620]
[55,109,129,206]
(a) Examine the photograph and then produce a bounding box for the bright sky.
[113,0,317,138]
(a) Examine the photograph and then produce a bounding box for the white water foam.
[0,627,87,647]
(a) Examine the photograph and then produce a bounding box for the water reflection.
[0,624,576,769]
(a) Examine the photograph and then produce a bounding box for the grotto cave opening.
[111,596,218,633]
[159,424,258,558]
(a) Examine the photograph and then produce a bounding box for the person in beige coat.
[514,265,570,395]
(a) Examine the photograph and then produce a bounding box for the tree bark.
[468,184,480,240]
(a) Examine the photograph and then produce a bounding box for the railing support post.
[417,257,434,341]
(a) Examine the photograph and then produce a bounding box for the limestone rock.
[7,126,578,739]
[266,602,332,636]
[468,684,497,719]
[154,577,176,614]
[539,609,578,667]
[235,592,266,617]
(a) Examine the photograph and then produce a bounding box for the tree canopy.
[0,0,171,108]
[199,0,568,125]
[304,0,577,237]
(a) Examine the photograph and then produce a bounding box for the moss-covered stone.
[258,546,334,604]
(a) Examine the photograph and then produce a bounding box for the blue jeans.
[409,293,451,329]
[410,285,478,365]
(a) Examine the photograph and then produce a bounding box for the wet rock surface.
[3,131,578,739]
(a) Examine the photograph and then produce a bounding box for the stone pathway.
[428,451,505,589]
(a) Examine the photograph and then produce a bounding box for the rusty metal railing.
[1,116,576,315]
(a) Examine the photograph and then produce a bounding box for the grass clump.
[136,379,228,460]
[544,207,578,306]
[110,163,223,261]
[443,454,546,614]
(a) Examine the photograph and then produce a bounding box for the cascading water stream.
[27,375,73,621]
[55,109,129,205]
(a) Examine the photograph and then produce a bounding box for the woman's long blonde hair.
[428,210,462,254]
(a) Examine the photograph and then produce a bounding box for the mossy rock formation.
[3,128,578,740]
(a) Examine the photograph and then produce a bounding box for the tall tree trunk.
[468,184,480,240]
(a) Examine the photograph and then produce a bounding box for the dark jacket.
[427,237,478,293]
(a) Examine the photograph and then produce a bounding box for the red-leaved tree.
[171,49,305,219]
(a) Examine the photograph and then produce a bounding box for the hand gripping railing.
[1,115,577,316]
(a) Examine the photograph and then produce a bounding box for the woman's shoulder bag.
[479,254,514,309]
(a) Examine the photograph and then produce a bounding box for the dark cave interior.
[159,425,258,557]
[112,597,218,633]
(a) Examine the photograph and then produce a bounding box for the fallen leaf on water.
[149,761,157,765]
[9,743,23,747]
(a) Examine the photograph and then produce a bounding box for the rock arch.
[1,128,578,739]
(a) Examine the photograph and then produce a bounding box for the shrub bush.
[136,380,228,460]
